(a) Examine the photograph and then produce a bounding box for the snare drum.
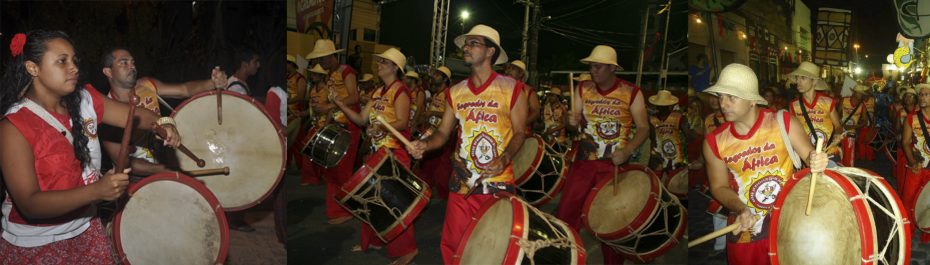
[299,123,352,168]
[338,148,431,242]
[113,172,229,265]
[512,135,568,206]
[453,193,586,265]
[770,167,911,265]
[171,91,285,211]
[581,165,686,262]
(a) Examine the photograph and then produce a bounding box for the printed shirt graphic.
[544,103,567,144]
[576,79,638,160]
[327,65,358,125]
[367,80,411,150]
[426,87,448,128]
[790,93,838,155]
[449,72,522,195]
[650,111,686,166]
[109,79,159,163]
[707,109,794,243]
[908,111,930,167]
[841,96,868,127]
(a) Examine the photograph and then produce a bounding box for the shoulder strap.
[776,110,802,170]
[227,81,250,95]
[798,98,817,141]
[917,111,930,152]
[22,99,73,144]
[841,99,862,125]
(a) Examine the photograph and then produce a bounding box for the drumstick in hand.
[216,89,223,125]
[185,167,230,177]
[805,137,824,216]
[375,115,414,150]
[153,124,206,168]
[688,222,741,248]
[116,95,140,173]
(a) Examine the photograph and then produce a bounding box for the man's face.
[919,88,930,108]
[718,94,754,122]
[589,62,616,84]
[430,70,446,89]
[105,49,137,88]
[462,36,491,66]
[795,75,815,93]
[247,56,261,76]
[504,65,524,80]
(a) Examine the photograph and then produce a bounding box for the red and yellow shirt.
[576,79,639,161]
[704,111,725,133]
[544,102,567,144]
[327,65,359,125]
[841,96,871,127]
[907,111,930,167]
[789,93,838,155]
[367,80,411,150]
[650,111,686,166]
[286,72,307,113]
[707,109,795,243]
[448,72,523,195]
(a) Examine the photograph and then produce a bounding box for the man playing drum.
[839,84,871,167]
[647,90,689,198]
[703,63,827,264]
[305,39,361,225]
[900,83,930,243]
[99,47,227,177]
[406,24,528,264]
[555,44,649,264]
[297,64,330,187]
[226,48,261,96]
[416,66,455,200]
[504,59,541,130]
[786,62,842,167]
[333,47,418,265]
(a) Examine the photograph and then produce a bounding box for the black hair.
[230,46,259,74]
[483,37,500,65]
[2,30,92,169]
[101,47,130,69]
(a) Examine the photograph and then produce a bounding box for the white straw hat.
[309,64,327,75]
[704,63,767,105]
[374,47,407,74]
[305,39,345,60]
[649,90,679,106]
[454,24,509,65]
[436,66,452,79]
[581,45,623,71]
[788,62,821,80]
[510,60,526,72]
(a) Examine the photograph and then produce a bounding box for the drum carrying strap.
[841,99,863,126]
[917,110,930,154]
[777,110,802,170]
[22,99,74,144]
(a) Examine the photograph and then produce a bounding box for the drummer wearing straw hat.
[648,90,689,186]
[787,62,843,167]
[558,44,649,264]
[839,83,872,167]
[331,47,419,264]
[305,39,361,224]
[900,83,930,244]
[703,63,828,264]
[416,65,455,200]
[404,70,427,135]
[504,60,542,129]
[405,24,529,264]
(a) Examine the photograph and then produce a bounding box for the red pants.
[441,193,496,264]
[554,159,623,264]
[358,148,417,256]
[727,239,769,265]
[418,140,453,200]
[896,147,907,190]
[902,168,930,243]
[856,127,875,160]
[323,122,362,220]
[0,218,114,265]
[841,137,855,167]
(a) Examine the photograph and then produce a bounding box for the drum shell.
[301,124,351,168]
[513,135,568,206]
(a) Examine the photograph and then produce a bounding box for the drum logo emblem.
[596,121,620,140]
[662,139,677,157]
[749,175,782,210]
[470,132,498,168]
[83,118,97,139]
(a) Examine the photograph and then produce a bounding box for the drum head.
[459,198,516,264]
[665,169,688,197]
[585,168,654,236]
[114,173,229,265]
[172,91,285,210]
[917,180,930,232]
[512,136,544,184]
[775,174,861,265]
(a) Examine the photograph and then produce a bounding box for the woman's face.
[30,38,79,96]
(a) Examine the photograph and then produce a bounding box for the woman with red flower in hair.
[0,30,181,264]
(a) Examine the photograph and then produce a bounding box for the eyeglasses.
[377,58,392,65]
[463,39,486,49]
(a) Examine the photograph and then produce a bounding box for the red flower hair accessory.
[10,33,26,58]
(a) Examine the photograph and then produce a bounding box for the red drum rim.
[769,168,911,265]
[113,172,230,265]
[171,90,286,211]
[452,193,526,265]
[513,135,546,185]
[582,164,660,240]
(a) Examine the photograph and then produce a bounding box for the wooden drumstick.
[216,89,223,125]
[185,167,230,177]
[115,95,140,173]
[375,115,414,150]
[613,165,620,195]
[805,137,824,216]
[152,124,206,168]
[688,222,741,248]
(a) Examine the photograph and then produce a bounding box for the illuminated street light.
[461,10,470,20]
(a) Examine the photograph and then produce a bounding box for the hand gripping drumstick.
[115,95,140,173]
[216,89,223,125]
[688,222,741,248]
[805,137,824,216]
[185,167,230,177]
[153,124,207,168]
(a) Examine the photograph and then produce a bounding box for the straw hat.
[436,66,452,79]
[405,71,419,79]
[853,84,870,92]
[573,73,592,82]
[374,48,407,74]
[704,63,767,105]
[359,74,374,82]
[309,64,327,75]
[454,24,509,65]
[549,87,562,95]
[902,87,917,99]
[305,39,345,60]
[510,60,526,72]
[581,45,623,71]
[788,62,820,80]
[814,79,830,91]
[649,90,679,106]
[917,83,930,92]
[286,54,297,64]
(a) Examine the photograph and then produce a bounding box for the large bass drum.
[769,167,911,265]
[171,90,286,211]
